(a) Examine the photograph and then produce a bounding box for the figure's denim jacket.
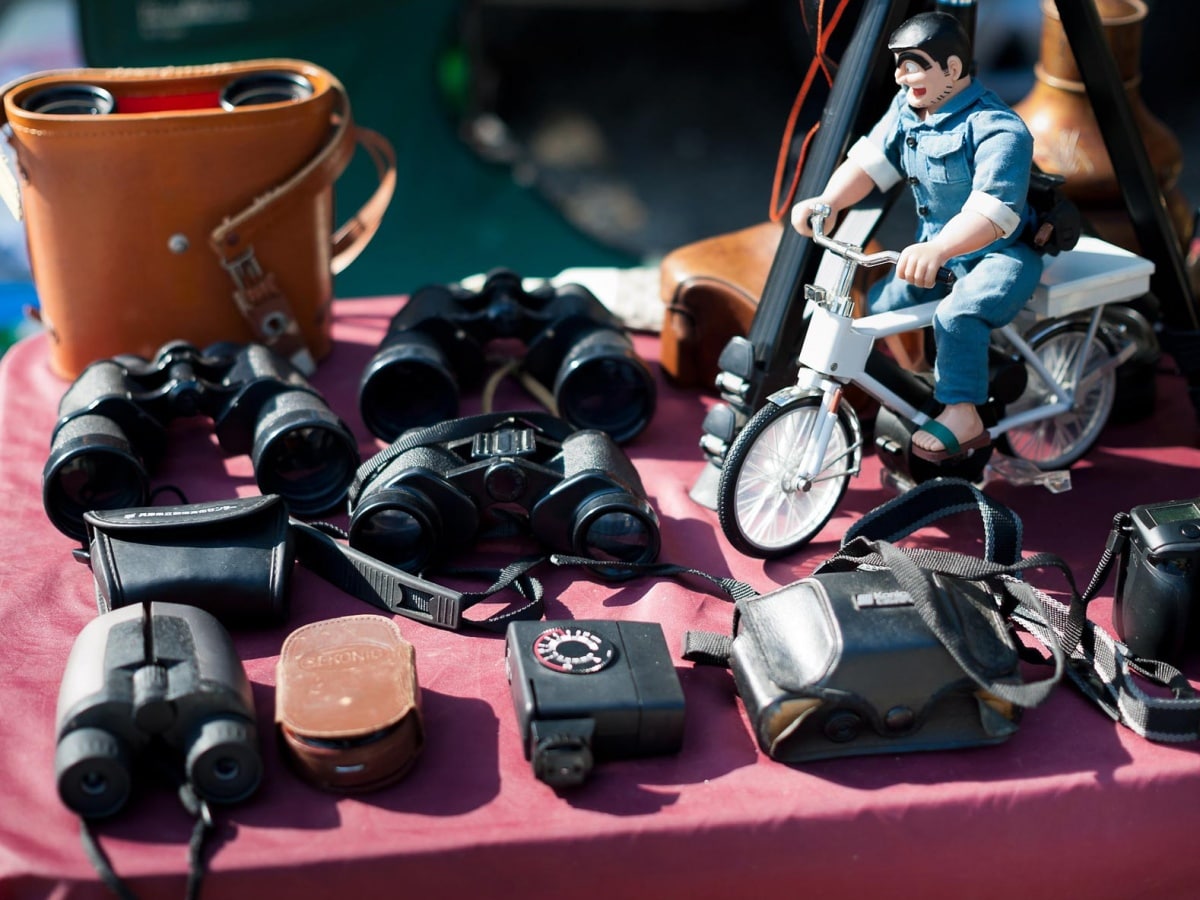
[848,80,1034,261]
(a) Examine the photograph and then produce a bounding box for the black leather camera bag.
[673,479,1200,754]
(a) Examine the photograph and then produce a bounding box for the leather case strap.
[208,70,396,372]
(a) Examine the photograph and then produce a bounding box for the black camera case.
[55,601,262,819]
[81,494,293,627]
[726,568,1025,762]
[358,269,656,444]
[506,619,685,787]
[1112,498,1200,663]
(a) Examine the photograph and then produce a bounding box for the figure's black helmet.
[888,11,973,75]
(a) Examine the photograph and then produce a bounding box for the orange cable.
[768,0,853,222]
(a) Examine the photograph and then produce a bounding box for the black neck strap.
[290,519,545,633]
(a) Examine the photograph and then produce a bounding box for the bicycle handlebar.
[810,204,956,286]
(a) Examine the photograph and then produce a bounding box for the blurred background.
[0,0,1196,354]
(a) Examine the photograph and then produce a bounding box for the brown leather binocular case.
[276,615,424,792]
[0,58,395,378]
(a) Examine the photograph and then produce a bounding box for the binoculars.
[20,70,314,116]
[347,412,660,579]
[43,341,360,541]
[357,270,657,444]
[55,602,261,819]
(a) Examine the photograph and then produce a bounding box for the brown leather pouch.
[658,221,781,389]
[0,59,396,378]
[276,614,423,792]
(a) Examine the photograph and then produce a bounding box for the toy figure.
[791,11,1044,463]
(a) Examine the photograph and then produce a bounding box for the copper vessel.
[1012,0,1191,250]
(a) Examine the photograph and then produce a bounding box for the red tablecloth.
[3,298,1200,899]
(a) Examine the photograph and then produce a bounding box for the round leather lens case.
[276,614,423,792]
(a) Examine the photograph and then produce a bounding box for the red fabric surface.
[3,298,1200,899]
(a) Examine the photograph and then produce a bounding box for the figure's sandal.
[910,419,992,463]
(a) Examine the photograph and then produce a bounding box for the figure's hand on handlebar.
[790,197,838,238]
[896,242,957,288]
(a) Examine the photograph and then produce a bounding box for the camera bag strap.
[833,479,1200,742]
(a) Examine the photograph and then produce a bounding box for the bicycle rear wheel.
[717,395,859,558]
[1000,321,1116,469]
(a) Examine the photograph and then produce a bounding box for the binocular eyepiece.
[19,71,314,116]
[43,341,360,541]
[347,412,660,579]
[55,602,261,819]
[358,270,656,445]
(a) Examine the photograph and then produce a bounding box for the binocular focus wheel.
[186,718,262,804]
[56,727,132,819]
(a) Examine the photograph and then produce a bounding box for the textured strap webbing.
[291,519,545,633]
[833,479,1200,741]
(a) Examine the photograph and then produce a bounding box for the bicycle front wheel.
[717,395,859,558]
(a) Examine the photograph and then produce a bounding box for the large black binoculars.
[55,602,262,819]
[358,269,657,444]
[43,340,360,541]
[347,411,661,579]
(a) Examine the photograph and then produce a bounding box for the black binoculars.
[43,340,360,541]
[347,411,661,579]
[357,269,657,444]
[55,602,262,819]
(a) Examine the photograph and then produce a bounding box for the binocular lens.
[186,718,262,804]
[252,407,360,517]
[579,511,655,561]
[21,83,115,115]
[44,448,149,540]
[571,493,660,580]
[349,491,439,572]
[219,71,314,110]
[555,332,656,443]
[359,343,460,441]
[56,728,132,819]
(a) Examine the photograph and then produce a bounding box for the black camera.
[347,411,660,579]
[1112,498,1200,663]
[357,269,656,444]
[43,340,360,541]
[505,619,685,787]
[55,602,262,818]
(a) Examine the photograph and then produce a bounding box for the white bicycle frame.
[775,220,1154,490]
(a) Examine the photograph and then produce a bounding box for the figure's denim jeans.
[869,242,1044,406]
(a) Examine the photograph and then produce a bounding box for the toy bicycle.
[716,204,1155,558]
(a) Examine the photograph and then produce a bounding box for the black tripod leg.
[692,0,916,509]
[1054,0,1200,419]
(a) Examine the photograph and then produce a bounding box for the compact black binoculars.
[43,341,360,541]
[357,269,656,444]
[347,411,660,579]
[55,602,262,819]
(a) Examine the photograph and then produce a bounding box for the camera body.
[348,412,660,578]
[505,619,685,787]
[43,340,360,540]
[55,602,262,819]
[1113,498,1200,663]
[358,269,656,444]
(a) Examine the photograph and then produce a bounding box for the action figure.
[792,11,1043,463]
